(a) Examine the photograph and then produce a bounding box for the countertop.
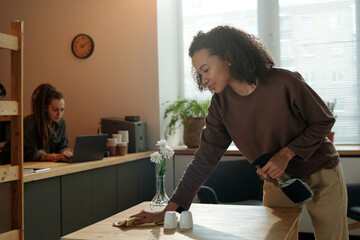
[21,151,152,183]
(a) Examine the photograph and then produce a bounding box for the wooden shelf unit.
[0,21,24,240]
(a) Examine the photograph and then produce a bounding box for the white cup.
[112,134,122,143]
[164,211,177,229]
[118,130,129,143]
[107,138,117,156]
[179,211,193,229]
[107,138,117,146]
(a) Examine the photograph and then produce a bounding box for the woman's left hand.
[257,147,295,179]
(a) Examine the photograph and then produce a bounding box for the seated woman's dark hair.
[31,84,63,151]
[189,25,274,91]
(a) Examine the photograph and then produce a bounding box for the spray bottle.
[253,153,313,204]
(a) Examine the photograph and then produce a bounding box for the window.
[329,13,343,28]
[302,16,314,31]
[181,0,360,144]
[332,71,344,83]
[181,0,257,102]
[331,42,344,55]
[302,44,315,57]
[280,15,292,40]
[303,72,315,85]
[278,0,358,143]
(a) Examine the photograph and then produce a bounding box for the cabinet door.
[117,161,139,211]
[92,165,117,222]
[137,158,156,201]
[61,171,92,236]
[117,158,156,212]
[24,177,61,240]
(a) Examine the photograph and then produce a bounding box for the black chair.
[347,183,360,230]
[197,185,219,204]
[197,159,264,205]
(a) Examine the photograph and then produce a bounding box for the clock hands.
[79,42,88,48]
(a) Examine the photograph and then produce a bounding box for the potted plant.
[163,98,210,148]
[326,99,337,143]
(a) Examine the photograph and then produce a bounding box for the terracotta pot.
[183,116,205,148]
[327,132,335,143]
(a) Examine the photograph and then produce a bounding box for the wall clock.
[71,34,94,59]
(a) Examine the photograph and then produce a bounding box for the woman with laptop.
[0,84,72,163]
[23,84,73,162]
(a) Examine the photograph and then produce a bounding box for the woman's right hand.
[58,150,73,160]
[128,201,179,225]
[129,210,165,225]
[256,167,278,185]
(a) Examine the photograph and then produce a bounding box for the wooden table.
[61,202,301,240]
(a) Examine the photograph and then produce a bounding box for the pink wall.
[0,0,160,149]
[0,0,159,232]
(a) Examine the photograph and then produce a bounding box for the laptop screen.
[72,134,108,162]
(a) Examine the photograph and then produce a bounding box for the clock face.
[71,34,94,59]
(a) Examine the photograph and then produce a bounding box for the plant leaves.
[163,98,210,139]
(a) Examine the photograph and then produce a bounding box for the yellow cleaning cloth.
[113,217,163,227]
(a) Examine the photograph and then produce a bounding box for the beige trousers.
[263,163,349,240]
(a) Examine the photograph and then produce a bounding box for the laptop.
[63,134,108,163]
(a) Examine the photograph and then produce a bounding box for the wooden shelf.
[0,20,24,240]
[0,32,19,51]
[0,229,20,240]
[0,101,19,116]
[0,165,19,183]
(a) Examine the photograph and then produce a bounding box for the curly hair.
[189,25,274,91]
[31,84,63,152]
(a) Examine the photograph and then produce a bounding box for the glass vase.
[150,174,169,212]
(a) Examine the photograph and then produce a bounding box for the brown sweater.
[170,68,339,210]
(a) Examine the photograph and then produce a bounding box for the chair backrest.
[203,159,263,203]
[197,185,219,204]
[347,183,360,222]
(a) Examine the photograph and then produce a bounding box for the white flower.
[156,140,168,149]
[150,140,174,170]
[150,151,162,164]
[161,145,174,159]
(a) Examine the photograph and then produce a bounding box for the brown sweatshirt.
[170,68,339,210]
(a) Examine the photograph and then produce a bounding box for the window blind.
[181,0,360,143]
[278,0,359,143]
